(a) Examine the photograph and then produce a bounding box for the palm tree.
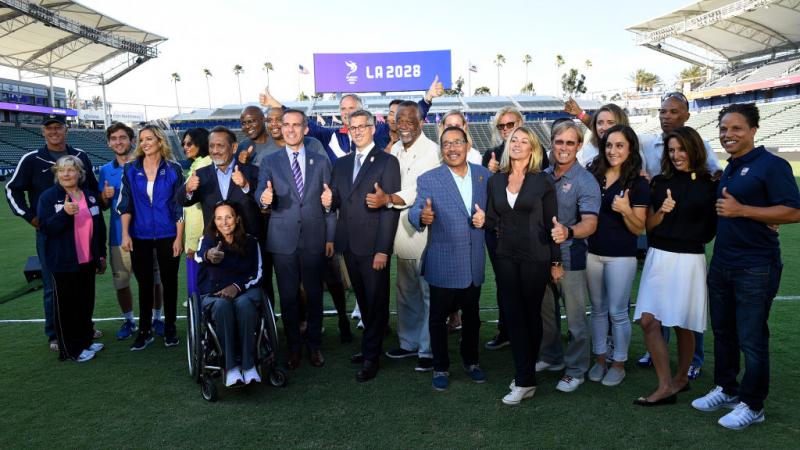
[474,86,491,96]
[262,62,274,88]
[677,65,706,90]
[520,82,535,95]
[203,68,212,109]
[585,59,593,70]
[297,91,310,101]
[67,89,77,109]
[555,55,565,70]
[494,53,506,95]
[233,64,244,104]
[170,72,181,113]
[629,68,661,92]
[522,54,532,85]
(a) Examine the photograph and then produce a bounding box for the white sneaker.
[88,342,104,352]
[601,367,626,386]
[351,304,361,320]
[692,386,740,412]
[718,402,765,430]
[225,366,244,387]
[243,367,261,385]
[556,375,584,393]
[502,385,536,405]
[357,320,364,330]
[535,360,565,372]
[76,349,95,363]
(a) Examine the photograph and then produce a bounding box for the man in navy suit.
[408,126,491,391]
[256,109,335,369]
[324,110,401,382]
[181,126,262,244]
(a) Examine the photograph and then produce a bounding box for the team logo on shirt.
[741,167,750,176]
[160,169,165,176]
[562,182,573,193]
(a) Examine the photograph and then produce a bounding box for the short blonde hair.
[499,126,543,175]
[51,155,86,184]
[133,125,175,161]
[437,110,472,147]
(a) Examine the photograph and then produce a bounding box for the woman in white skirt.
[633,126,718,406]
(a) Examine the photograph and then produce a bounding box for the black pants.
[496,258,549,387]
[344,252,390,363]
[485,231,507,339]
[131,238,180,335]
[52,263,95,360]
[273,251,325,352]
[260,217,275,306]
[429,284,481,372]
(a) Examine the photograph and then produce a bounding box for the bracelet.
[567,227,574,240]
[577,111,587,120]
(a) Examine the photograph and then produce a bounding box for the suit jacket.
[330,144,401,256]
[409,163,490,289]
[179,162,263,241]
[255,148,335,255]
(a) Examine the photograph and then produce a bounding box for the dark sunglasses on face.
[496,121,517,131]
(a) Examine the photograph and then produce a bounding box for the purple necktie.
[292,152,304,198]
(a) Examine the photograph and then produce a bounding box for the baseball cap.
[42,114,66,126]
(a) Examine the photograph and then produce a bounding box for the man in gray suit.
[256,109,335,370]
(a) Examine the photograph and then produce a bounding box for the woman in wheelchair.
[195,201,263,387]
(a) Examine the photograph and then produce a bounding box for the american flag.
[298,64,309,74]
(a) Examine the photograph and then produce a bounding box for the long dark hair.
[203,201,248,256]
[590,124,642,192]
[181,128,209,160]
[661,126,709,178]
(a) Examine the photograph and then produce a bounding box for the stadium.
[1,0,800,448]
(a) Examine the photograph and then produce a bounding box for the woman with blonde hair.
[486,126,561,405]
[118,124,185,351]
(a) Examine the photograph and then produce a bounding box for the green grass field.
[1,180,800,449]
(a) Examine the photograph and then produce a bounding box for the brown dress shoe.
[309,349,325,367]
[287,351,301,370]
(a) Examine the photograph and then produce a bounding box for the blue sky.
[0,0,698,117]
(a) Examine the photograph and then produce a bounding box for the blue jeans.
[36,231,55,340]
[707,261,782,410]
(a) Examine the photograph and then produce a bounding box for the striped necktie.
[353,153,363,182]
[292,152,304,198]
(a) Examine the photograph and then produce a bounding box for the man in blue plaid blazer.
[407,126,491,391]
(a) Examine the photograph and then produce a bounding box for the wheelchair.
[186,291,287,402]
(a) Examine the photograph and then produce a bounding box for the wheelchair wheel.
[263,298,279,353]
[200,374,218,402]
[186,294,201,382]
[269,367,288,388]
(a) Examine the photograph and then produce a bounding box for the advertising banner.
[313,50,451,93]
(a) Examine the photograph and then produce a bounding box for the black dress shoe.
[633,394,677,407]
[350,352,364,364]
[356,360,379,382]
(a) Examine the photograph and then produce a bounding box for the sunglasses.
[496,121,517,131]
[661,91,689,107]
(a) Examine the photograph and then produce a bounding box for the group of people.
[6,81,799,430]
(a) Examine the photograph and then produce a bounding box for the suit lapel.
[278,150,301,201]
[352,146,378,191]
[471,164,486,212]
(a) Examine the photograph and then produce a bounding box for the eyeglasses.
[441,139,467,149]
[349,124,374,133]
[496,121,517,131]
[182,140,194,147]
[661,91,689,107]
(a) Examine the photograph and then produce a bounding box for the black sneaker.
[415,357,434,372]
[484,333,510,351]
[164,330,180,347]
[385,348,417,359]
[130,331,154,351]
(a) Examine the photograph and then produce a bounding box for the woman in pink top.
[37,156,107,363]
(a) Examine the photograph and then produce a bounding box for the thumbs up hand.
[206,241,225,264]
[366,182,388,209]
[659,188,676,214]
[260,180,274,206]
[421,198,435,225]
[63,193,79,216]
[101,180,115,201]
[321,183,332,209]
[488,152,499,173]
[472,203,485,228]
[425,75,444,102]
[231,164,247,188]
[716,187,743,217]
[611,189,632,216]
[186,170,200,193]
[551,216,569,244]
[238,145,254,165]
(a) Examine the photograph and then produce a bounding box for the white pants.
[395,257,432,358]
[586,253,637,362]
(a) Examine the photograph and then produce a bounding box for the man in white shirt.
[365,100,441,371]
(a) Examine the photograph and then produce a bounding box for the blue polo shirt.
[712,146,800,268]
[98,159,125,247]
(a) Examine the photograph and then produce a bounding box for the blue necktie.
[292,152,304,198]
[353,153,363,182]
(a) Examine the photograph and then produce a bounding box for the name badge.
[90,206,100,216]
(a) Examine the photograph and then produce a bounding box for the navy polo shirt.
[712,146,800,268]
[588,176,650,257]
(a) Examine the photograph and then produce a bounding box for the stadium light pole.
[203,69,212,109]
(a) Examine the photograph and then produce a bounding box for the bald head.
[241,106,267,142]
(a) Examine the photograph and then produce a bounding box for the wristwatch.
[567,227,574,240]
